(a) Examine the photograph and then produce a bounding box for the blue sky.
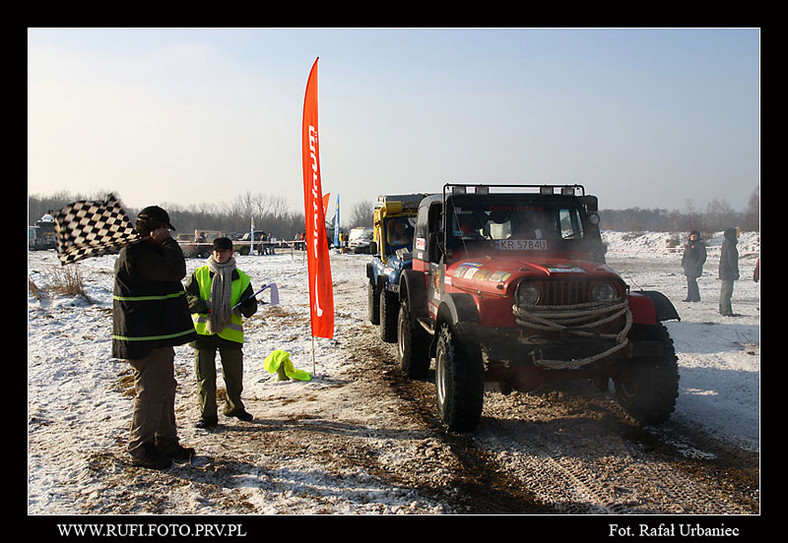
[28,27,760,219]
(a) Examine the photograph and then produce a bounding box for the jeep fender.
[628,290,680,323]
[430,293,480,359]
[437,293,480,327]
[399,269,428,320]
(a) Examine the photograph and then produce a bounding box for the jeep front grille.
[541,279,587,305]
[511,278,632,370]
[513,278,631,344]
[519,279,625,306]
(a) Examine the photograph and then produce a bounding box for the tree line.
[28,191,306,242]
[28,186,758,238]
[599,187,759,233]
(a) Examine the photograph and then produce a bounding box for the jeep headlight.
[590,281,619,302]
[515,283,541,306]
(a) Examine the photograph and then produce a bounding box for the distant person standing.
[681,230,706,302]
[113,206,198,469]
[186,237,258,428]
[718,228,740,316]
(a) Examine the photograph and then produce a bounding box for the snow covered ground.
[27,230,759,515]
[602,231,760,452]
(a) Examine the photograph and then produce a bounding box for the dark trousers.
[127,347,178,459]
[686,276,701,302]
[720,279,735,315]
[193,336,245,422]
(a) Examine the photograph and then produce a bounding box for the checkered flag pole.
[54,194,140,265]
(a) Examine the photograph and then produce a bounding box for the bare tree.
[347,200,374,228]
[742,186,759,231]
[703,199,737,231]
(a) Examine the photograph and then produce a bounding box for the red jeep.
[396,184,680,432]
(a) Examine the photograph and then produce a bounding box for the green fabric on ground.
[263,349,312,381]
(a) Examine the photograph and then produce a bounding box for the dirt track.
[69,307,759,518]
[336,326,759,515]
[53,260,758,519]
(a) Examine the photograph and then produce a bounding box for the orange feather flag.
[301,58,334,339]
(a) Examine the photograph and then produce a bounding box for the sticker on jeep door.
[495,239,548,250]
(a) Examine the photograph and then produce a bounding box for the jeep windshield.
[446,196,588,252]
[383,217,416,256]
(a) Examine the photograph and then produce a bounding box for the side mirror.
[368,241,377,256]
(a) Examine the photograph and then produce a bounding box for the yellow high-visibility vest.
[192,266,251,343]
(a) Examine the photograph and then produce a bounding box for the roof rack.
[443,183,586,197]
[376,193,427,209]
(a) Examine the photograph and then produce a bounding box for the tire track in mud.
[464,385,758,514]
[347,328,558,513]
[478,417,633,514]
[356,310,758,515]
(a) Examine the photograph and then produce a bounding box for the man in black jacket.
[718,228,740,317]
[681,230,706,302]
[113,206,197,469]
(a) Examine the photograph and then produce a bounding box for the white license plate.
[495,239,548,251]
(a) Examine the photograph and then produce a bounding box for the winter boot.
[132,442,172,470]
[196,417,218,429]
[156,437,195,463]
[225,409,253,421]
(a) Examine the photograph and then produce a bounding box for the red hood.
[447,254,621,296]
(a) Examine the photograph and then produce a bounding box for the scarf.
[206,256,237,334]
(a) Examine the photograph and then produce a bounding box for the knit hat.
[137,206,175,230]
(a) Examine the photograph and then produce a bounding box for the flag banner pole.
[250,216,255,255]
[333,193,340,250]
[301,57,335,376]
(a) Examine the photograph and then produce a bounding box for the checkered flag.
[54,194,140,265]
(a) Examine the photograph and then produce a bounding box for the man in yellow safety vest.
[185,237,257,428]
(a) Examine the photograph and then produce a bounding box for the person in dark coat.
[681,230,706,302]
[718,227,740,316]
[113,206,198,469]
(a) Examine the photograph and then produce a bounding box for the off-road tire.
[613,324,679,425]
[379,288,398,343]
[367,281,380,325]
[435,323,484,432]
[397,299,431,378]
